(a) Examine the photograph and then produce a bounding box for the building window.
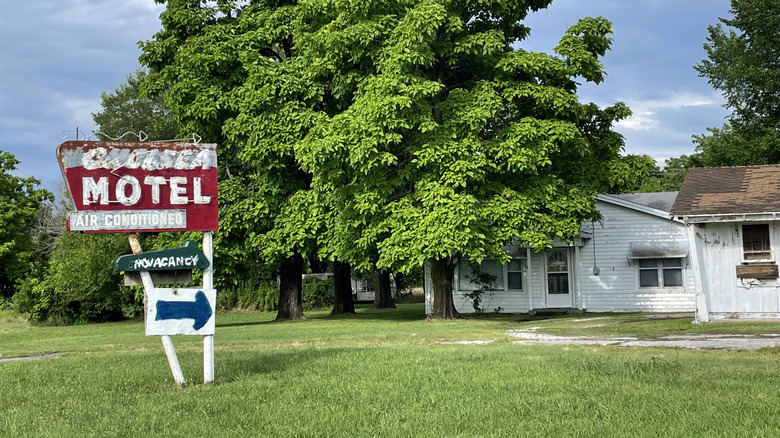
[743,224,771,261]
[458,258,524,292]
[638,258,683,288]
[507,259,523,290]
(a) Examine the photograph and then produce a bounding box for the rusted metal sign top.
[57,141,218,232]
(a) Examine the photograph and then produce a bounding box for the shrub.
[302,277,335,310]
[396,291,426,304]
[14,232,140,324]
[218,282,278,311]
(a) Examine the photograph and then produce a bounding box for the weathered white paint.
[687,224,710,323]
[69,210,187,231]
[578,198,695,313]
[574,245,583,310]
[526,247,533,313]
[61,145,218,171]
[81,175,211,206]
[692,221,780,319]
[146,288,216,336]
[161,335,186,387]
[423,260,433,315]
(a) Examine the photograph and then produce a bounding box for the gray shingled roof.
[670,165,780,216]
[610,191,679,213]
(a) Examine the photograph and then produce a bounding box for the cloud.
[54,92,101,135]
[616,91,721,131]
[129,0,164,11]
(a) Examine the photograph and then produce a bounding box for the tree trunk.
[430,255,460,319]
[394,271,406,294]
[373,269,395,309]
[276,252,305,320]
[331,259,355,315]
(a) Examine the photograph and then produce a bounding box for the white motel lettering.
[82,176,212,206]
[132,255,200,270]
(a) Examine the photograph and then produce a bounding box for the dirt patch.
[0,353,61,364]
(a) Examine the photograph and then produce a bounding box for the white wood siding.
[578,201,695,312]
[695,222,780,318]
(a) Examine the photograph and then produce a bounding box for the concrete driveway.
[508,322,780,350]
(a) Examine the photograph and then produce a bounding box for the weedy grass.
[2,305,780,437]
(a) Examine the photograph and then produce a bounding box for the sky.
[1,0,732,193]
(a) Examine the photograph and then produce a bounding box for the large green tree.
[141,0,321,320]
[693,0,780,165]
[93,69,181,141]
[141,0,631,319]
[0,151,52,299]
[292,2,631,318]
[637,154,701,193]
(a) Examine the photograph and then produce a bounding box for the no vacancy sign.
[57,141,218,232]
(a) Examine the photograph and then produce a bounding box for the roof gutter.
[677,212,780,224]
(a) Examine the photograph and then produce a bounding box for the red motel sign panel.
[57,141,218,232]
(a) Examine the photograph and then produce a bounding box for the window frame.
[637,257,684,289]
[742,223,772,262]
[456,257,526,293]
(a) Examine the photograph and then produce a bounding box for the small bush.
[13,233,141,324]
[396,291,426,304]
[302,277,335,310]
[218,282,278,311]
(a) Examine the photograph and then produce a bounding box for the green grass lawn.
[2,305,780,437]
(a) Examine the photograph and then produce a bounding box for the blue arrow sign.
[155,290,213,330]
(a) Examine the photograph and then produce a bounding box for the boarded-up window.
[743,224,771,261]
[639,258,683,288]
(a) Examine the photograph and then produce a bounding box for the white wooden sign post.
[128,233,216,385]
[57,141,219,387]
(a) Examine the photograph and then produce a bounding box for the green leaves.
[691,0,780,166]
[141,0,628,285]
[554,16,613,84]
[0,150,52,298]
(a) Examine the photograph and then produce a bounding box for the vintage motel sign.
[57,139,219,386]
[56,141,218,232]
